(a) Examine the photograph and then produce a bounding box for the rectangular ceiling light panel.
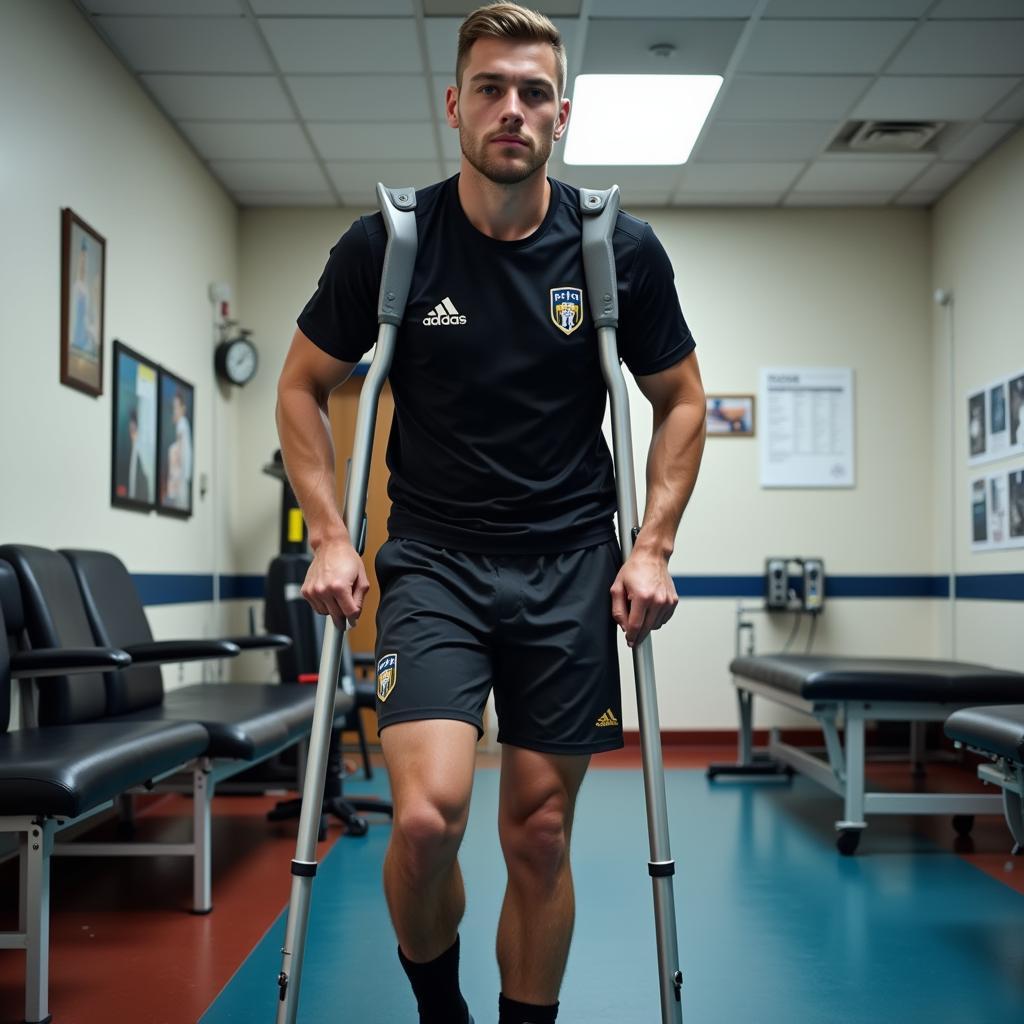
[564,75,721,165]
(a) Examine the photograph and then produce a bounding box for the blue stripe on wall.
[133,572,1024,606]
[955,573,1024,601]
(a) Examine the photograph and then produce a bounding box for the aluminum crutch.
[275,183,418,1024]
[580,185,685,1024]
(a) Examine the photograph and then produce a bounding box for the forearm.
[635,399,706,559]
[275,383,350,550]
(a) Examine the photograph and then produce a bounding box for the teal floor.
[203,769,1024,1023]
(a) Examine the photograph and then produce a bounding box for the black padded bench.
[945,705,1024,854]
[0,559,209,1023]
[708,654,1024,854]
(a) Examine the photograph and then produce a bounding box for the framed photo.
[706,394,755,437]
[60,208,106,397]
[111,341,158,512]
[157,368,195,518]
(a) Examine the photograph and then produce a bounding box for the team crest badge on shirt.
[377,653,398,703]
[550,287,584,336]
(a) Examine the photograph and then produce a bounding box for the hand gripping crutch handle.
[581,186,684,1024]
[275,184,417,1024]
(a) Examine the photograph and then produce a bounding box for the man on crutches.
[275,4,706,1022]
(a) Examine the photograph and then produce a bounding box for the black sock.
[498,993,559,1024]
[398,936,468,1024]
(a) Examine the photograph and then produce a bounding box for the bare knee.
[501,795,570,886]
[392,796,468,881]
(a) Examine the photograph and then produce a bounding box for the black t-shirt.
[298,175,695,554]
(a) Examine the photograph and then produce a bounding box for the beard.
[459,123,553,185]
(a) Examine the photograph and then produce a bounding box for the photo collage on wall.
[969,368,1024,551]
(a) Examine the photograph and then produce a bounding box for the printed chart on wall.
[968,370,1024,465]
[967,369,1024,551]
[970,467,1024,551]
[759,368,855,488]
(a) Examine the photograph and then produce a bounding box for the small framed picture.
[111,341,158,512]
[706,394,755,437]
[157,369,195,518]
[60,208,106,397]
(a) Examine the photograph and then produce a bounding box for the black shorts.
[373,537,625,756]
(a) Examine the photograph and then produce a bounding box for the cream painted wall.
[931,126,1024,672]
[239,197,941,729]
[0,0,240,689]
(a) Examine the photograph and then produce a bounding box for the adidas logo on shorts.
[595,708,619,728]
[422,296,467,326]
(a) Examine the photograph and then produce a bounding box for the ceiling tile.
[784,191,896,206]
[433,74,456,121]
[209,160,330,191]
[141,74,292,120]
[988,82,1024,121]
[288,75,432,122]
[888,22,1024,75]
[439,128,462,160]
[251,0,413,12]
[893,191,939,207]
[937,122,1016,162]
[308,121,436,160]
[260,18,423,74]
[676,162,805,192]
[740,20,914,74]
[580,19,744,76]
[590,0,759,14]
[178,121,312,160]
[694,121,839,162]
[852,76,1021,121]
[81,0,241,12]
[556,165,683,190]
[716,75,872,121]
[673,192,783,206]
[235,190,336,207]
[765,0,931,16]
[794,157,932,191]
[907,161,971,192]
[930,0,1024,17]
[95,16,272,72]
[425,18,578,78]
[325,160,443,193]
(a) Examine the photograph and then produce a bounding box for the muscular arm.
[275,327,366,625]
[610,351,706,647]
[633,350,707,558]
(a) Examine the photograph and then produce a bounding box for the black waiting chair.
[0,556,209,1023]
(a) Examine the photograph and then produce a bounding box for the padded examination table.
[707,654,1024,854]
[945,704,1024,854]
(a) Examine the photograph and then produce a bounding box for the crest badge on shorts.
[550,286,583,336]
[377,653,398,703]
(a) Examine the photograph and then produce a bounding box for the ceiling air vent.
[844,120,946,153]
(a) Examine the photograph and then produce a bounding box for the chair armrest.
[10,647,132,679]
[124,639,241,665]
[223,633,293,652]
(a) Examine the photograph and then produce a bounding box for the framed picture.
[60,208,106,397]
[111,341,158,512]
[706,394,755,437]
[157,368,195,518]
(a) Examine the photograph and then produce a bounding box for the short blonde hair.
[456,3,566,98]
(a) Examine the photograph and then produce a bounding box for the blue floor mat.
[202,768,1024,1024]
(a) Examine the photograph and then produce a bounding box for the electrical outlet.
[803,558,825,612]
[765,558,789,610]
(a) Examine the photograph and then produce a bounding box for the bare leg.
[381,719,479,962]
[496,744,590,1004]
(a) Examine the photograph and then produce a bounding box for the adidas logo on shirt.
[422,297,467,326]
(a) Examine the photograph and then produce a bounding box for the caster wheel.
[345,816,369,837]
[952,815,974,838]
[836,829,861,856]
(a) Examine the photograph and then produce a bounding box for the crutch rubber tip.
[648,860,675,877]
[291,859,318,877]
